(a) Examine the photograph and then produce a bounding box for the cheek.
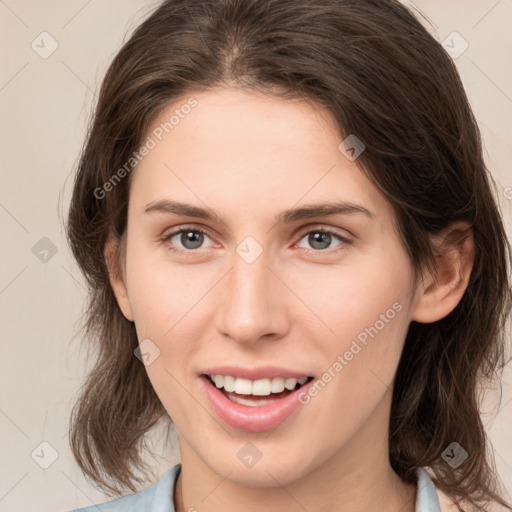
[125,257,207,421]
[298,273,410,443]
[125,248,206,334]
[286,252,411,341]
[284,245,413,403]
[125,252,213,379]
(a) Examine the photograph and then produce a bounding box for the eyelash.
[161,224,352,256]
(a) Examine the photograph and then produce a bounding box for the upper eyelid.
[295,225,352,240]
[162,224,212,240]
[163,223,351,236]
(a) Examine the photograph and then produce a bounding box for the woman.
[65,0,512,511]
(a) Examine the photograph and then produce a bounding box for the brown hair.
[66,0,512,509]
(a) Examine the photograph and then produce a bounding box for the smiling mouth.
[201,374,315,407]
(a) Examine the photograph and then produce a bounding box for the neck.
[175,462,415,512]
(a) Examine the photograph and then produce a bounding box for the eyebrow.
[144,199,375,224]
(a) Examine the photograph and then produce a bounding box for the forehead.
[129,87,394,229]
[147,87,341,157]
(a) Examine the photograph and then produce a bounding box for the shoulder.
[421,469,465,512]
[64,464,181,512]
[435,486,462,512]
[433,477,510,512]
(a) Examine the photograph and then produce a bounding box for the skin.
[106,87,475,512]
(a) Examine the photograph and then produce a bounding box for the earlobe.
[104,232,135,322]
[411,222,475,324]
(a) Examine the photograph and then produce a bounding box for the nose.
[214,246,290,345]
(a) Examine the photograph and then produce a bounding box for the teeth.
[228,395,279,407]
[209,375,310,396]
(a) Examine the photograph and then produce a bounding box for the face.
[113,87,422,487]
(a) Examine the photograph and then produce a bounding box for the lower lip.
[200,375,315,433]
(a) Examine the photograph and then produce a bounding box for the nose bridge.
[215,239,285,343]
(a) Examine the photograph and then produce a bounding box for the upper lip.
[201,365,313,380]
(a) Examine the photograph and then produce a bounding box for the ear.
[411,221,475,324]
[104,232,134,322]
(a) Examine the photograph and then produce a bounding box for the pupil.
[182,231,203,249]
[310,232,331,250]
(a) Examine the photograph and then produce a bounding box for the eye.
[162,226,215,253]
[162,225,352,255]
[295,228,351,253]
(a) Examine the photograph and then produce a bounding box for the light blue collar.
[416,467,442,512]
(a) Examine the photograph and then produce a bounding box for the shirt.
[67,463,442,512]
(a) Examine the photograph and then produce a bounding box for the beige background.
[0,1,511,511]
